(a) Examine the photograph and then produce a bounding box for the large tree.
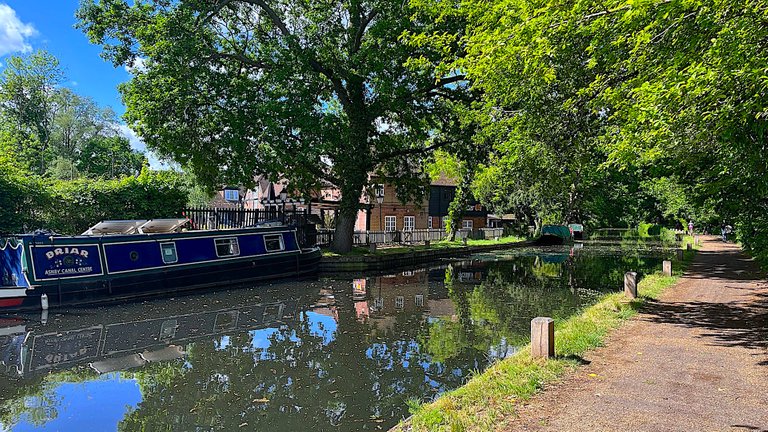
[0,50,63,174]
[77,0,471,251]
[414,0,768,254]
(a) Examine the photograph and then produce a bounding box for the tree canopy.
[77,0,474,251]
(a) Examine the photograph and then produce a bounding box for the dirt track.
[510,236,768,431]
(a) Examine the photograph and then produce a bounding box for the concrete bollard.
[677,249,684,260]
[694,235,699,245]
[531,317,555,358]
[369,243,377,254]
[624,271,638,298]
[40,293,49,310]
[424,240,430,248]
[663,260,672,277]
[41,310,48,325]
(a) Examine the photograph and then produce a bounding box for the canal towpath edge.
[508,236,768,431]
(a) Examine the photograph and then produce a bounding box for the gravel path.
[509,236,768,431]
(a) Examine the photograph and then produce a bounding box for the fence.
[181,207,308,231]
[315,228,481,247]
[478,227,504,239]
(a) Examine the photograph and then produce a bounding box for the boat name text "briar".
[45,248,90,260]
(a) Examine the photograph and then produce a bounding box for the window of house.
[428,217,433,229]
[160,242,178,264]
[224,189,239,201]
[264,234,285,252]
[415,294,424,307]
[395,296,404,309]
[385,216,397,232]
[374,297,384,310]
[215,237,240,257]
[403,216,415,231]
[462,219,473,230]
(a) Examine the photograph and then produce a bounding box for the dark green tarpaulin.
[541,225,573,240]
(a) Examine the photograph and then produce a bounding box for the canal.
[0,245,668,431]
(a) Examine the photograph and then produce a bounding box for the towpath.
[510,236,768,431]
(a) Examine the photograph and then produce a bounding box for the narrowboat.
[0,219,321,310]
[534,224,574,245]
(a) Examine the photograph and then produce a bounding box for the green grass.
[321,235,526,257]
[394,254,691,432]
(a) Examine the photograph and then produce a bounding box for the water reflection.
[0,246,665,431]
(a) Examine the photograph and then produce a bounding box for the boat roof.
[82,219,189,235]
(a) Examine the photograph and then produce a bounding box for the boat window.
[215,237,240,257]
[264,234,285,252]
[160,242,178,264]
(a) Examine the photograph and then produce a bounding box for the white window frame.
[263,234,285,252]
[395,296,404,309]
[403,216,415,231]
[462,219,473,230]
[428,217,433,229]
[384,215,397,232]
[160,242,178,264]
[374,297,384,310]
[224,189,239,201]
[415,294,424,307]
[214,237,240,257]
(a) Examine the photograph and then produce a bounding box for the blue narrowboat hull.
[0,226,321,310]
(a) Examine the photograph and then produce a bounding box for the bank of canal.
[0,244,674,431]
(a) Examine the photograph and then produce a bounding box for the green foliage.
[44,167,187,235]
[0,155,187,235]
[0,153,48,234]
[0,50,146,180]
[76,0,475,251]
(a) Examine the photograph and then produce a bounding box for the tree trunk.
[331,171,367,253]
[331,204,358,253]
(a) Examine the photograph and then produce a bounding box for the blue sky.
[1,1,163,167]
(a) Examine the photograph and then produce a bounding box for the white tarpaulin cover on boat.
[83,220,147,235]
[138,219,189,233]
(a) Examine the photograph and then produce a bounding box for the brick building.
[428,175,488,231]
[358,178,430,231]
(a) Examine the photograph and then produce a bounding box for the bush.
[44,167,187,234]
[0,161,188,235]
[0,155,48,234]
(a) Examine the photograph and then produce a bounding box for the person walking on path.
[510,236,768,431]
[687,220,694,236]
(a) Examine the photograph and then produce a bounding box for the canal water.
[0,245,668,431]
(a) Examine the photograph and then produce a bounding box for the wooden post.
[677,249,684,260]
[687,243,692,251]
[531,317,555,358]
[624,271,638,298]
[663,260,672,277]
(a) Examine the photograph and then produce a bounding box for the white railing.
[314,228,495,246]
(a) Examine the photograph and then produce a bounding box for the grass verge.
[321,235,526,257]
[394,250,693,432]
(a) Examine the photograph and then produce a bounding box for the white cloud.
[124,57,147,74]
[0,4,36,56]
[117,123,169,170]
